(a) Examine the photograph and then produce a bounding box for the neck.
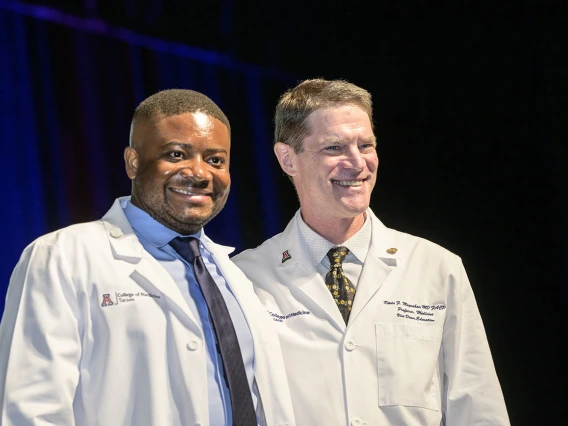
[301,210,366,245]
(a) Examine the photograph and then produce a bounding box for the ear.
[124,147,139,180]
[274,142,298,177]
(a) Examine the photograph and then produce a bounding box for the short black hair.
[132,89,230,134]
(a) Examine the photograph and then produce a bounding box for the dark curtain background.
[0,1,298,281]
[0,1,564,425]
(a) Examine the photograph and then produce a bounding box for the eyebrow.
[362,136,377,145]
[162,141,228,155]
[320,135,377,145]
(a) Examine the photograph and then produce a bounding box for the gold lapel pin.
[386,247,398,254]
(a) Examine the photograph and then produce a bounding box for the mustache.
[172,176,210,189]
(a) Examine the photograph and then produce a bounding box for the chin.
[339,203,369,217]
[178,211,213,226]
[338,196,369,211]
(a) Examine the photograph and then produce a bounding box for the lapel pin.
[110,228,123,238]
[282,250,292,263]
[386,247,398,254]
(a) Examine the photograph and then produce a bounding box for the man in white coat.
[232,78,510,426]
[0,89,295,426]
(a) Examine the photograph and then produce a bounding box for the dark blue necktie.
[169,237,257,426]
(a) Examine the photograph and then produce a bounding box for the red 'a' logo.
[281,250,292,263]
[101,293,114,307]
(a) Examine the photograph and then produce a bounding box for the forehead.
[135,112,230,147]
[153,112,222,135]
[306,105,373,137]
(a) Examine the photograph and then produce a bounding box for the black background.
[7,1,568,424]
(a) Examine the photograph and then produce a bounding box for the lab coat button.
[187,340,199,351]
[345,340,355,351]
[350,418,362,426]
[110,228,123,238]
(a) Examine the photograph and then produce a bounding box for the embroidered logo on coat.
[101,294,114,307]
[268,309,310,322]
[282,250,292,263]
[100,291,162,308]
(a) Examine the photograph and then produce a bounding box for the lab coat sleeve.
[441,260,510,425]
[0,241,82,425]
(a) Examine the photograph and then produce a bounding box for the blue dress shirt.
[122,197,257,425]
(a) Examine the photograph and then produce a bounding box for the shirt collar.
[296,209,372,266]
[122,196,203,248]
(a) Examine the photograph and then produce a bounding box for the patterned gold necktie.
[325,246,356,324]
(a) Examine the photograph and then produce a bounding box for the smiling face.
[125,112,231,235]
[274,104,378,232]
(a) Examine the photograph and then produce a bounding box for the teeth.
[172,188,197,195]
[334,180,363,187]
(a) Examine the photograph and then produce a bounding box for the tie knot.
[169,236,202,262]
[327,246,349,266]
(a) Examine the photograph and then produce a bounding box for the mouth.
[331,178,366,187]
[170,187,212,202]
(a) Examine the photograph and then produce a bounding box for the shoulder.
[25,198,134,255]
[11,220,112,286]
[369,210,463,268]
[232,229,288,266]
[398,229,458,257]
[25,220,106,252]
[18,215,135,272]
[233,212,300,265]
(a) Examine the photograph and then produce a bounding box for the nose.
[179,157,211,181]
[345,146,365,171]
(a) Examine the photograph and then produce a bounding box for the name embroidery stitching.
[383,300,446,323]
[267,309,310,322]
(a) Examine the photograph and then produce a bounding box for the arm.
[0,241,82,425]
[441,261,510,425]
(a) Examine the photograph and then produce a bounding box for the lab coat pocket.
[375,323,442,411]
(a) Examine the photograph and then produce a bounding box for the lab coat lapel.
[209,244,262,328]
[208,241,296,426]
[349,211,399,326]
[277,214,346,332]
[207,241,280,343]
[200,240,247,305]
[101,199,200,325]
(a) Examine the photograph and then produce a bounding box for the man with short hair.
[233,78,510,426]
[0,89,295,426]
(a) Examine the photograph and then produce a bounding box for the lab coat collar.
[100,197,199,327]
[367,209,404,265]
[199,233,235,257]
[275,209,404,330]
[276,210,347,332]
[101,197,145,262]
[348,209,400,326]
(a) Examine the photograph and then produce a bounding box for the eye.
[207,156,226,166]
[359,143,376,152]
[324,145,342,151]
[166,151,184,159]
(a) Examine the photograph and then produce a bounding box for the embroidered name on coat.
[383,300,446,323]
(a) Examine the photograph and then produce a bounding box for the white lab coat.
[233,209,510,426]
[0,198,295,426]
